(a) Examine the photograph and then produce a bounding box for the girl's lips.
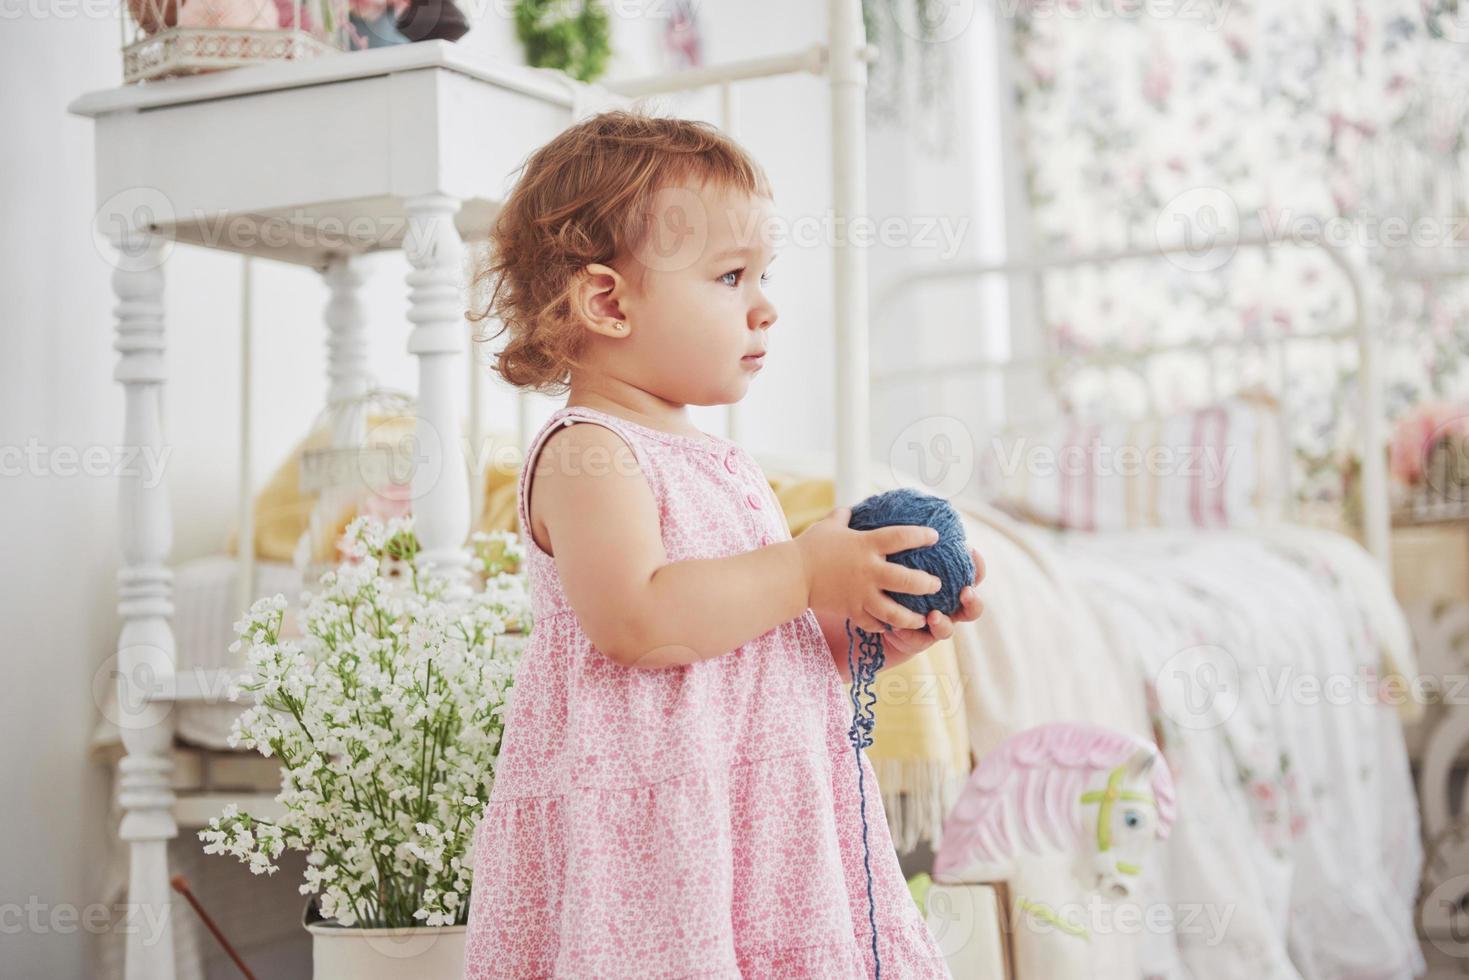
[741,354,765,368]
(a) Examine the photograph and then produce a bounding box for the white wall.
[0,2,995,976]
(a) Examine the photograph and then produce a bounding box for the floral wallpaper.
[1009,0,1469,507]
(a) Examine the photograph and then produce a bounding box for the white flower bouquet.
[199,516,530,929]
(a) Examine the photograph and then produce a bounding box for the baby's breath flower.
[198,515,531,929]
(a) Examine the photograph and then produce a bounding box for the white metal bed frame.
[869,230,1393,578]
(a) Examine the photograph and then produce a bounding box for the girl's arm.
[532,423,943,669]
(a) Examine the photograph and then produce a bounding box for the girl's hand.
[815,544,987,681]
[875,545,985,671]
[794,505,946,634]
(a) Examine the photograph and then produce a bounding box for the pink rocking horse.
[925,723,1176,978]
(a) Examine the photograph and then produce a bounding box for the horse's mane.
[933,723,1177,879]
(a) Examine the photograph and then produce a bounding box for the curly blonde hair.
[468,110,773,396]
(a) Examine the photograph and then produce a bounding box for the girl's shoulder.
[527,406,663,487]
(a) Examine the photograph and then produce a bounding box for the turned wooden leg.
[322,254,371,407]
[111,226,178,980]
[403,194,472,595]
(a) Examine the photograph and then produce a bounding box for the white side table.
[68,43,587,980]
[1393,521,1469,960]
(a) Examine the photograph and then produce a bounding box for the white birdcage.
[293,387,421,585]
[120,0,351,84]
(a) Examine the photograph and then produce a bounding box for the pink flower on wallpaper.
[1251,780,1276,804]
[1142,56,1173,108]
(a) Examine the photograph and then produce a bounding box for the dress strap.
[516,406,660,555]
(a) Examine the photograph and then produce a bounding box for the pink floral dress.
[461,404,952,979]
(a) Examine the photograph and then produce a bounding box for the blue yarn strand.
[846,618,885,979]
[841,487,975,979]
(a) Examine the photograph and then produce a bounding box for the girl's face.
[598,180,780,407]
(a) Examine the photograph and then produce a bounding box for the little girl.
[461,110,984,979]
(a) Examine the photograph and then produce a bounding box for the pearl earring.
[614,321,625,331]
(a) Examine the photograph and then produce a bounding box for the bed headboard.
[869,228,1392,577]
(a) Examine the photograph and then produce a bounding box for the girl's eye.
[721,269,773,287]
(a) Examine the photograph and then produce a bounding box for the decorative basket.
[121,0,351,84]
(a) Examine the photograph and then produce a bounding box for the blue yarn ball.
[848,487,974,619]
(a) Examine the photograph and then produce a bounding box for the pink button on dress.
[462,404,951,979]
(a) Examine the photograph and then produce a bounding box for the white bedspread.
[941,501,1424,980]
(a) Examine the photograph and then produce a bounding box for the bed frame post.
[830,0,869,507]
[1352,258,1393,580]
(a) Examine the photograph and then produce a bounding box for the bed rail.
[871,229,1392,578]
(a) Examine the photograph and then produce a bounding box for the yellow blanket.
[229,427,972,852]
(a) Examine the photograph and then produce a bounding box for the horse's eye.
[1123,810,1142,829]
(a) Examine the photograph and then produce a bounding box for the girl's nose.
[751,301,777,331]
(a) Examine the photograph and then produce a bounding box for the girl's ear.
[573,262,631,339]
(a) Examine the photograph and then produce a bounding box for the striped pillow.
[976,395,1287,531]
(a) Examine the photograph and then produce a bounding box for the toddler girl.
[461,110,983,979]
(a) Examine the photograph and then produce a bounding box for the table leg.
[404,194,472,595]
[110,226,178,980]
